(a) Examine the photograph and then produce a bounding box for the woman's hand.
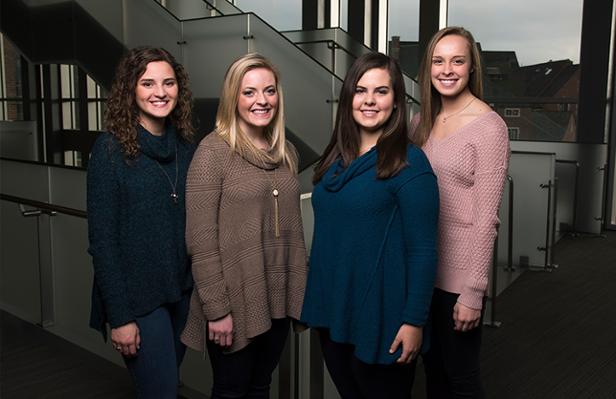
[453,302,481,332]
[389,324,423,364]
[111,322,140,357]
[208,314,234,347]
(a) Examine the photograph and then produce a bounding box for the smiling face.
[236,67,278,138]
[430,34,473,99]
[135,61,178,135]
[351,67,395,137]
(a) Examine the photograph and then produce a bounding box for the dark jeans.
[123,293,190,399]
[423,288,485,399]
[206,318,290,399]
[319,329,417,399]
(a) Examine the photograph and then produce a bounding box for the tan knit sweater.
[180,133,308,353]
[413,111,510,310]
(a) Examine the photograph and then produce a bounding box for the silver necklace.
[155,144,179,204]
[441,97,475,123]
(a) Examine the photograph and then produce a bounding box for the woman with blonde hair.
[87,46,195,398]
[181,53,308,399]
[412,26,510,398]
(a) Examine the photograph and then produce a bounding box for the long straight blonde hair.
[215,53,297,173]
[415,26,484,147]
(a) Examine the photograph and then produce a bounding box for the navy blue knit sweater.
[300,144,439,364]
[87,124,195,337]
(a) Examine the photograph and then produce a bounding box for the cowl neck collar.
[220,136,280,170]
[138,124,178,162]
[321,146,377,192]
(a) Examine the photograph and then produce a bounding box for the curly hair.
[105,46,195,158]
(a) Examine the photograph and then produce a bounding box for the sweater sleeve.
[458,120,510,309]
[87,136,134,328]
[185,138,232,320]
[396,169,440,326]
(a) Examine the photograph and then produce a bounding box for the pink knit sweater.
[412,111,510,310]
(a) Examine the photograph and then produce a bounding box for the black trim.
[1,156,87,171]
[0,193,86,218]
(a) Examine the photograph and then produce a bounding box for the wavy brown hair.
[313,52,409,184]
[105,46,195,158]
[414,26,483,147]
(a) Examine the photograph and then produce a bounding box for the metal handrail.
[538,180,553,270]
[0,193,86,218]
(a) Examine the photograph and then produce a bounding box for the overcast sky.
[236,0,583,67]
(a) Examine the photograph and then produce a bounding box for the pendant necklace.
[155,144,179,204]
[441,97,475,123]
[263,167,281,238]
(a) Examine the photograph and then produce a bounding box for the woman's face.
[430,34,473,98]
[351,67,395,135]
[237,67,279,137]
[135,61,178,131]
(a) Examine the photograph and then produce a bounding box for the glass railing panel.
[284,28,421,104]
[0,199,42,324]
[0,121,39,162]
[181,15,250,99]
[510,141,607,235]
[123,0,183,60]
[162,0,217,20]
[235,0,302,30]
[293,41,353,81]
[509,152,555,268]
[0,159,53,325]
[202,0,243,15]
[554,160,578,239]
[76,0,125,44]
[248,15,340,163]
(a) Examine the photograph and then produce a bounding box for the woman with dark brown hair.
[300,52,439,399]
[87,46,195,398]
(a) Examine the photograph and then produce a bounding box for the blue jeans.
[123,293,190,399]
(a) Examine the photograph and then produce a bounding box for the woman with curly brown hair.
[87,46,195,398]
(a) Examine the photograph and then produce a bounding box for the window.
[504,108,521,117]
[508,127,520,140]
[448,0,582,142]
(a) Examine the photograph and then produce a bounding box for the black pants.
[423,288,485,399]
[319,329,417,399]
[206,318,289,399]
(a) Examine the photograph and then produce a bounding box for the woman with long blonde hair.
[181,53,307,399]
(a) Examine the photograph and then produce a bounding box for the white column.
[439,0,448,29]
[378,0,388,53]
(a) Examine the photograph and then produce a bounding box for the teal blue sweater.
[87,125,195,337]
[300,144,439,364]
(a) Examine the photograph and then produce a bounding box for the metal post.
[505,175,515,271]
[484,236,501,328]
